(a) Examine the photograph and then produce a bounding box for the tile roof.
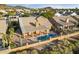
[53,16,78,27]
[19,16,50,34]
[0,19,8,38]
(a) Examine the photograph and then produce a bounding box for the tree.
[41,9,56,19]
[41,11,54,19]
[2,33,8,48]
[73,40,79,48]
[50,39,74,54]
[8,27,15,49]
[2,28,15,49]
[0,12,3,15]
[0,12,3,18]
[7,11,16,16]
[44,50,50,54]
[21,13,30,17]
[50,45,61,54]
[61,39,75,54]
[31,49,38,54]
[31,9,37,13]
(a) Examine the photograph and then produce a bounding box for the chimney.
[35,16,40,27]
[35,20,39,27]
[66,18,69,23]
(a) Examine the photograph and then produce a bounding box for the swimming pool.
[37,33,57,41]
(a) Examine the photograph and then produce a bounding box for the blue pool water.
[37,33,57,41]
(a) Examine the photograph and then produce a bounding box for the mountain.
[44,7,54,10]
[13,6,30,9]
[0,4,10,9]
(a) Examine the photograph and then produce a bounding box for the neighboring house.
[71,12,77,16]
[53,16,78,29]
[0,9,8,15]
[6,9,14,12]
[24,9,31,13]
[15,9,25,16]
[16,9,24,13]
[19,16,51,38]
[0,18,8,39]
[8,16,19,21]
[63,11,71,16]
[55,12,62,16]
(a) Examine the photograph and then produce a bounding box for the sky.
[8,4,79,9]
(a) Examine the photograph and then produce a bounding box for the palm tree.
[8,27,15,49]
[2,33,8,48]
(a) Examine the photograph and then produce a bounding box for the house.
[0,18,8,39]
[6,9,14,12]
[0,9,7,15]
[16,9,24,12]
[55,12,62,16]
[19,16,52,38]
[8,16,19,21]
[63,11,71,16]
[53,16,78,29]
[24,9,31,13]
[71,12,77,16]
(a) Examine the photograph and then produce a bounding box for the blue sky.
[8,4,79,9]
